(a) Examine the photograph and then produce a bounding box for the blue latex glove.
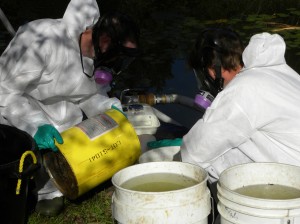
[147,138,182,149]
[111,105,127,118]
[34,124,63,152]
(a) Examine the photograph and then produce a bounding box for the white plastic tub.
[112,161,211,224]
[217,162,300,224]
[124,103,160,135]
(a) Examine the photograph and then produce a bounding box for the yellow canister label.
[50,109,141,199]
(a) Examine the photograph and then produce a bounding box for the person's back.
[230,33,300,165]
[181,32,300,183]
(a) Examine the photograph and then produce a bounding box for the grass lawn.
[28,180,115,224]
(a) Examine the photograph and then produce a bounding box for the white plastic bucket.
[217,162,300,224]
[112,161,211,224]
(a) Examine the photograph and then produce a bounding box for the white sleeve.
[79,93,122,118]
[0,38,50,135]
[180,87,253,167]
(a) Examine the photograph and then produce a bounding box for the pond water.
[1,0,300,129]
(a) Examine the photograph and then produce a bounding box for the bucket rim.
[219,162,300,175]
[217,162,300,208]
[111,161,208,194]
[217,182,300,204]
[0,159,20,168]
[0,124,36,169]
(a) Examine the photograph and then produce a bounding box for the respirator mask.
[192,29,227,109]
[93,46,139,86]
[80,11,140,87]
[193,55,224,94]
[80,41,139,87]
[92,12,140,87]
[193,69,215,110]
[192,51,225,110]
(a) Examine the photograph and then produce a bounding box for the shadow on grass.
[28,179,115,224]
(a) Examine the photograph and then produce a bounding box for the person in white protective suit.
[0,0,140,216]
[181,29,300,187]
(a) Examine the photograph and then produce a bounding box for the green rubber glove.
[34,124,63,152]
[111,105,127,118]
[147,138,183,149]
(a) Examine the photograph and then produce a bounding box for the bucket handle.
[16,150,38,195]
[111,193,118,224]
[210,196,215,224]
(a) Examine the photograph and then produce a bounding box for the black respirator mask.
[80,12,140,86]
[90,13,140,86]
[92,45,139,85]
[192,28,243,109]
[193,58,224,97]
[192,67,219,110]
[192,51,223,110]
[190,29,228,110]
[194,29,226,97]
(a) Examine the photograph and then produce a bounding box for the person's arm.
[79,93,122,118]
[180,87,253,171]
[0,34,50,136]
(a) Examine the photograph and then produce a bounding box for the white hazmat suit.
[0,0,121,137]
[181,33,300,183]
[0,0,121,200]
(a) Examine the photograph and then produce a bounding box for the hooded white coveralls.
[181,33,300,183]
[0,0,121,199]
[0,0,121,136]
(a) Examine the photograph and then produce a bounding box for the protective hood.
[62,0,100,49]
[242,32,286,69]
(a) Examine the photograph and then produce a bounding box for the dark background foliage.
[1,0,300,92]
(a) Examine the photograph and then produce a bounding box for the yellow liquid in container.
[121,173,199,192]
[235,184,300,200]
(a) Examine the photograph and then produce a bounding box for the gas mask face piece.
[94,67,113,85]
[192,28,227,98]
[93,46,138,86]
[191,28,243,109]
[94,46,137,73]
[193,69,215,109]
[193,66,223,98]
[90,11,140,86]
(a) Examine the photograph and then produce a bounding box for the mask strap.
[116,56,136,76]
[79,33,94,78]
[213,55,224,93]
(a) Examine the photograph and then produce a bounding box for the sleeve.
[180,87,254,168]
[79,93,122,118]
[0,37,50,135]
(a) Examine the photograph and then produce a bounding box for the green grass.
[28,181,115,224]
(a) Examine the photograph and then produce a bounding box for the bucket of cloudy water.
[217,162,300,224]
[112,161,211,224]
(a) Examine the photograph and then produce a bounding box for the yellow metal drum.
[45,109,141,199]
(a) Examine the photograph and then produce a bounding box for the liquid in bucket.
[235,184,300,200]
[121,172,199,192]
[217,162,300,224]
